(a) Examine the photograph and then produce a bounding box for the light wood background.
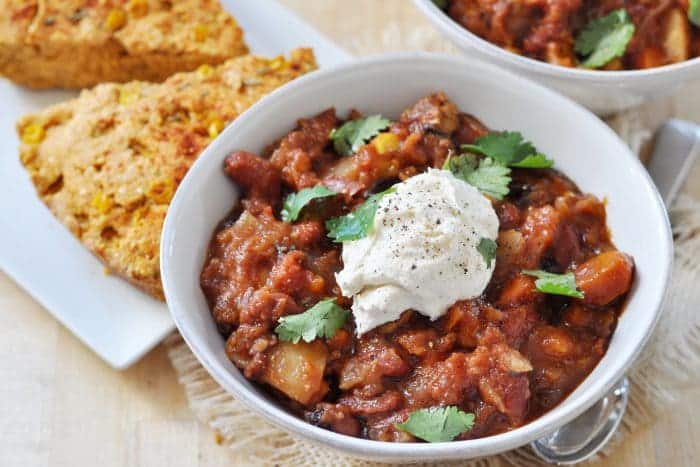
[2,1,699,466]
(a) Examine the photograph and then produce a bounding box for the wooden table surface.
[2,1,700,466]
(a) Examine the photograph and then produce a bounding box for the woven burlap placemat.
[165,22,700,466]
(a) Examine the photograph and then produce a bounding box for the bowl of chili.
[414,0,700,115]
[160,53,672,462]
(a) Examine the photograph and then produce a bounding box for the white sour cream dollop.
[336,168,499,335]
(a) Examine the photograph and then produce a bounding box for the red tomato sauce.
[200,93,634,441]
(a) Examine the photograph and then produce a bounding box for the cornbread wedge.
[18,49,317,299]
[0,0,248,89]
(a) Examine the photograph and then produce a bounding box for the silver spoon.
[530,119,700,465]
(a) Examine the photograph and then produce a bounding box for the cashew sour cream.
[336,169,499,334]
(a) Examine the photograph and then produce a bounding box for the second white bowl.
[413,0,700,115]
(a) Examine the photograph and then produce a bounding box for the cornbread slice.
[0,0,248,89]
[18,49,317,299]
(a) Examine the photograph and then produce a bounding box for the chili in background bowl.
[413,0,700,116]
[160,53,672,462]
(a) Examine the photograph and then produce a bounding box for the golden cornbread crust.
[18,49,317,299]
[0,0,248,89]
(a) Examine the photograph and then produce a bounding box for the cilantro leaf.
[461,131,553,168]
[275,298,349,344]
[444,154,511,200]
[510,153,554,169]
[691,0,700,27]
[574,9,635,69]
[330,115,391,156]
[281,185,337,222]
[432,0,448,9]
[395,406,475,443]
[522,270,584,299]
[477,238,497,268]
[326,187,395,242]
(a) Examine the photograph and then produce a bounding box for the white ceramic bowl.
[413,0,700,116]
[161,53,672,463]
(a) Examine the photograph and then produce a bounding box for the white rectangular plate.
[0,0,351,369]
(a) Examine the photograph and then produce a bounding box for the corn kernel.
[105,8,127,31]
[21,123,45,144]
[91,192,113,214]
[196,64,214,78]
[193,24,208,42]
[309,276,325,294]
[146,178,174,204]
[127,0,149,18]
[268,55,288,71]
[208,118,225,139]
[19,147,38,165]
[132,205,149,222]
[372,132,400,154]
[118,87,140,106]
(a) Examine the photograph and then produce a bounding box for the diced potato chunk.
[497,347,533,373]
[497,229,524,263]
[538,326,576,358]
[478,379,506,413]
[575,251,634,306]
[262,341,328,406]
[663,8,691,64]
[522,206,561,268]
[497,275,538,306]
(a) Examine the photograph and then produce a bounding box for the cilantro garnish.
[281,185,337,222]
[444,154,511,200]
[690,0,700,27]
[477,238,497,268]
[461,131,553,168]
[574,9,635,69]
[447,131,552,198]
[431,0,448,9]
[510,153,554,169]
[522,270,584,299]
[330,115,391,156]
[395,406,475,443]
[275,298,349,344]
[326,187,395,242]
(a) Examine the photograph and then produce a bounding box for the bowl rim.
[161,52,673,461]
[412,0,700,82]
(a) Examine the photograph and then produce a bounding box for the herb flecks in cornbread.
[0,0,248,89]
[18,49,317,299]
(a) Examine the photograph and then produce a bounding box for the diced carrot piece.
[545,42,576,67]
[601,58,624,70]
[575,251,634,306]
[633,47,667,69]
